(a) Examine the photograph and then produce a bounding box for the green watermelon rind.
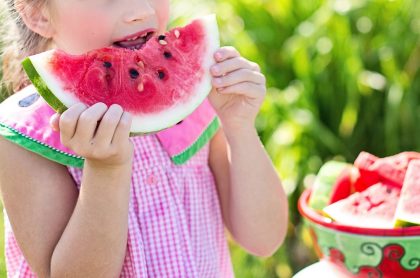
[393,219,417,228]
[308,161,350,210]
[22,57,68,114]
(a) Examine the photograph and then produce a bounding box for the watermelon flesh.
[22,15,220,134]
[354,151,420,191]
[394,160,420,227]
[323,183,400,229]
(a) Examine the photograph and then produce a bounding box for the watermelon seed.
[137,83,144,92]
[103,61,112,68]
[157,70,166,80]
[163,51,172,59]
[159,40,168,45]
[129,68,140,79]
[137,60,145,69]
[174,30,180,39]
[158,35,166,40]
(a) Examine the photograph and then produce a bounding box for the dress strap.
[0,86,219,168]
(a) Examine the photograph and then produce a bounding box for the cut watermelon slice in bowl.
[298,188,420,277]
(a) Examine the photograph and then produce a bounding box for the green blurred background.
[1,0,419,277]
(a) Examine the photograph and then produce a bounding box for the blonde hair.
[1,0,52,94]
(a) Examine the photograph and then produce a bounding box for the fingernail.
[215,52,222,60]
[212,65,220,74]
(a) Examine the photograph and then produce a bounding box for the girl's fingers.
[72,102,108,143]
[211,57,260,77]
[93,104,124,146]
[59,103,88,142]
[217,82,266,99]
[111,111,132,145]
[212,69,266,89]
[214,46,240,62]
[49,113,60,131]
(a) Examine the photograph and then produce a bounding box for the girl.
[0,0,288,277]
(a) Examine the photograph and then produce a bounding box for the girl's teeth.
[125,32,149,42]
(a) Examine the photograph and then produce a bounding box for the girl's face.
[47,0,170,54]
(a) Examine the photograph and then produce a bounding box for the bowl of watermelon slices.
[298,152,420,277]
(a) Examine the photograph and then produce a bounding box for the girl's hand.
[49,102,133,168]
[208,46,266,132]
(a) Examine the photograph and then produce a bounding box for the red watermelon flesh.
[329,166,358,204]
[323,183,400,229]
[394,160,420,226]
[22,15,220,134]
[353,152,419,191]
[354,152,381,191]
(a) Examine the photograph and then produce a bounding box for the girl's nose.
[123,0,156,23]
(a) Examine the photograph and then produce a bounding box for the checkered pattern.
[3,134,234,277]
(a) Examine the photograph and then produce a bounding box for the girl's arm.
[209,127,288,257]
[208,47,288,257]
[0,102,133,278]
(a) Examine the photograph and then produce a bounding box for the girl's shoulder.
[0,86,84,168]
[0,86,220,168]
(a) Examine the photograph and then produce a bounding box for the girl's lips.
[113,30,156,50]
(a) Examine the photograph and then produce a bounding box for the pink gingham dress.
[0,87,235,277]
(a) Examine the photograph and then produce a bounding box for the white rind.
[28,14,220,133]
[30,50,81,108]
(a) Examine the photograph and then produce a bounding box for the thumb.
[49,113,61,131]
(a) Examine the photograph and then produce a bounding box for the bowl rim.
[298,188,420,236]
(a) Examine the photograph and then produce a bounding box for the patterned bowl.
[298,188,420,277]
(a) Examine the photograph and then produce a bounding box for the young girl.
[0,0,288,277]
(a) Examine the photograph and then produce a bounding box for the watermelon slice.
[323,183,400,229]
[354,151,420,191]
[22,15,220,134]
[394,160,420,227]
[308,161,355,210]
[353,152,380,191]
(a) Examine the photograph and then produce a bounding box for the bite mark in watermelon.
[22,15,220,134]
[394,160,420,227]
[323,183,400,229]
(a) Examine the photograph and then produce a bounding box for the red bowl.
[298,188,420,277]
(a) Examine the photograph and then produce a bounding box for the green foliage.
[173,0,420,276]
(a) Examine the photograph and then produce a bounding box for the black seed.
[158,35,166,41]
[103,61,112,68]
[157,70,165,80]
[129,68,140,79]
[176,121,183,125]
[163,51,172,59]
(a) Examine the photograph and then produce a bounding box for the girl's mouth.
[113,31,155,50]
